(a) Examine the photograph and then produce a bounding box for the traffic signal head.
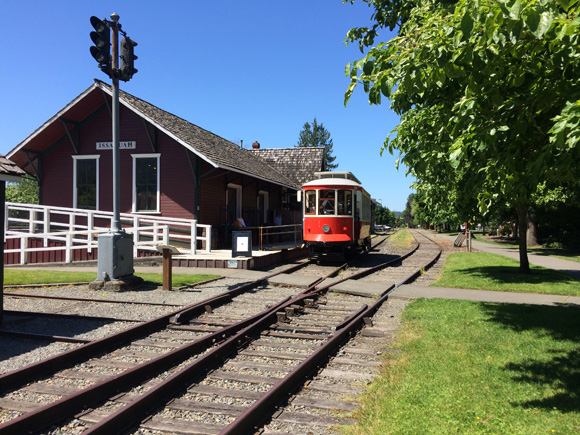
[89,16,111,76]
[120,37,138,81]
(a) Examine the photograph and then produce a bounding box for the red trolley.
[302,172,372,261]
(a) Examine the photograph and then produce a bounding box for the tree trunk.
[527,210,539,247]
[515,205,531,274]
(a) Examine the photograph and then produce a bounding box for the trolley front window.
[337,190,353,215]
[318,190,336,215]
[304,190,317,215]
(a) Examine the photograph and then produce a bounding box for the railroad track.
[0,230,440,434]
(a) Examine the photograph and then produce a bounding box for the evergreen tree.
[296,118,338,170]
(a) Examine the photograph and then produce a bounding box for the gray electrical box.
[97,232,134,280]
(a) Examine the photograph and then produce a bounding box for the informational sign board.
[232,231,252,258]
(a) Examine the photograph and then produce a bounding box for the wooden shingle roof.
[0,155,26,182]
[250,147,325,187]
[105,82,300,190]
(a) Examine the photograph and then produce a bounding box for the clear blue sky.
[0,0,414,211]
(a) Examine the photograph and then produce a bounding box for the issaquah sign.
[96,141,136,150]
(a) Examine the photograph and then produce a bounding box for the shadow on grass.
[458,266,580,286]
[481,303,580,413]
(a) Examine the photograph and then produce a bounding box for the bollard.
[156,245,180,290]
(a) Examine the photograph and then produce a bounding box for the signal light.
[120,37,138,81]
[90,16,111,77]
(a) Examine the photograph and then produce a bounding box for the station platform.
[172,246,306,270]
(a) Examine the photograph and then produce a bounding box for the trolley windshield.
[304,189,353,216]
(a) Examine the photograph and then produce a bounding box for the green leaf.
[460,11,474,38]
[363,60,375,75]
[510,0,522,19]
[536,11,554,38]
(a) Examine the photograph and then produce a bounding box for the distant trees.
[375,203,396,227]
[344,0,580,273]
[297,118,338,170]
[6,177,38,204]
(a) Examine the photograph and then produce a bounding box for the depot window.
[73,155,99,210]
[132,154,160,213]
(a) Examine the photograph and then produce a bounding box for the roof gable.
[250,147,325,186]
[7,81,300,190]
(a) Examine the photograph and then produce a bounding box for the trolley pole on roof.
[89,12,141,290]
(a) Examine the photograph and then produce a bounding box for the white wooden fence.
[4,202,211,265]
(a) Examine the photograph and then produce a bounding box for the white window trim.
[226,183,242,218]
[132,153,161,213]
[72,155,100,210]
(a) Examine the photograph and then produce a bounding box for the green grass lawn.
[3,269,219,288]
[343,299,580,434]
[431,252,580,297]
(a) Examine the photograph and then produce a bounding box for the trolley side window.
[337,190,353,215]
[319,189,336,215]
[304,190,317,215]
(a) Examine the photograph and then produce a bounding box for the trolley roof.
[311,171,361,184]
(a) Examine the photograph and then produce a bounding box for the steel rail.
[0,261,308,394]
[168,259,311,325]
[222,237,442,434]
[82,290,324,435]
[3,309,142,323]
[81,239,429,435]
[5,292,184,307]
[0,297,294,435]
[0,234,432,433]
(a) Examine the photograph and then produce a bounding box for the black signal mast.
[89,13,140,289]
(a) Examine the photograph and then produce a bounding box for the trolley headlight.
[322,225,331,233]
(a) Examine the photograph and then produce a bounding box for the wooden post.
[156,245,179,290]
[162,248,172,290]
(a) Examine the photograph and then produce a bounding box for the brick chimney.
[252,141,260,149]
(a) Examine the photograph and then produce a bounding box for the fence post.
[190,221,197,255]
[162,226,169,245]
[4,203,8,236]
[43,209,50,247]
[69,212,76,233]
[28,209,34,234]
[87,211,93,253]
[206,225,211,253]
[20,235,28,265]
[65,232,73,263]
[133,216,140,257]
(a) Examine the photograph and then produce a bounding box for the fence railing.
[256,224,303,250]
[4,202,211,265]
